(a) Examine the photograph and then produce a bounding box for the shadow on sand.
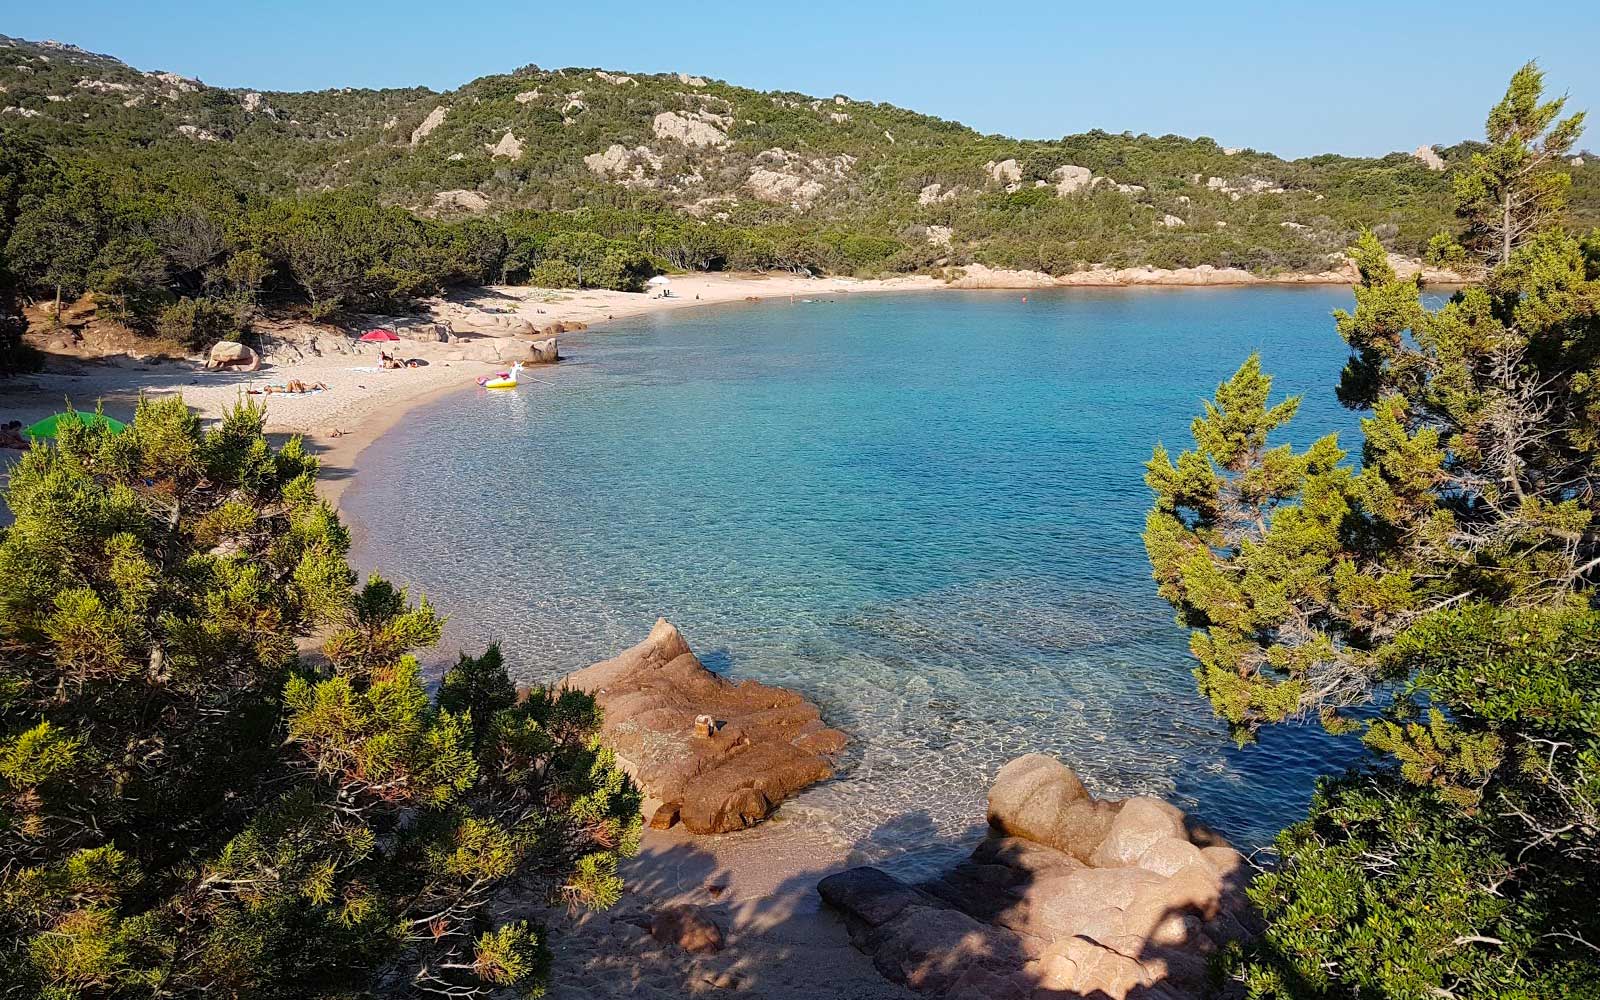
[514,802,1257,1000]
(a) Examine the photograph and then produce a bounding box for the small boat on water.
[479,362,524,389]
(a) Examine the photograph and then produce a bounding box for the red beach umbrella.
[359,328,400,343]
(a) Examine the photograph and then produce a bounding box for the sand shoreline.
[0,266,1399,505]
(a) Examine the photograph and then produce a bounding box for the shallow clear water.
[347,286,1384,874]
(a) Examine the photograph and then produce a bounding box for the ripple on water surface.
[349,287,1368,876]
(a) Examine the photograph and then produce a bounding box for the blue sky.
[7,1,1598,158]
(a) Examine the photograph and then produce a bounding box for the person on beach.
[0,420,29,450]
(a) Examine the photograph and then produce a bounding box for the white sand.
[0,273,942,508]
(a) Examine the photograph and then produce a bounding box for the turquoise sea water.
[347,286,1396,873]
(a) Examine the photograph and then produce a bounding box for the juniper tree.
[1146,64,1599,997]
[0,399,640,999]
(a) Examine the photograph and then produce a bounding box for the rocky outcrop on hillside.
[819,754,1253,1000]
[410,105,446,146]
[1413,144,1446,170]
[1201,174,1286,199]
[653,109,729,147]
[1050,164,1092,195]
[584,144,664,188]
[428,189,490,214]
[484,130,524,159]
[562,619,847,834]
[745,148,855,209]
[986,159,1023,187]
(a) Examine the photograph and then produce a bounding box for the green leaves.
[1,396,638,999]
[1457,61,1587,266]
[322,575,444,679]
[1187,354,1303,472]
[0,722,83,789]
[438,643,518,746]
[286,656,477,809]
[1152,65,1600,1000]
[1145,356,1366,733]
[471,921,547,992]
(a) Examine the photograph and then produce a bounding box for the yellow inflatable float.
[480,361,523,390]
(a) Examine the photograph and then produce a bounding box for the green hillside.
[1,33,1596,340]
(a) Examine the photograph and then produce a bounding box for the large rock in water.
[821,754,1255,1000]
[563,619,846,834]
[527,336,558,364]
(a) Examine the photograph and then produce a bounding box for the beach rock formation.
[388,318,450,342]
[442,336,554,365]
[562,619,847,834]
[820,753,1253,1000]
[206,340,259,371]
[442,312,535,338]
[528,336,559,364]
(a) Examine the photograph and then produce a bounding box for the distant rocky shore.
[945,252,1466,289]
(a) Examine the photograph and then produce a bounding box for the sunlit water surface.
[348,286,1408,875]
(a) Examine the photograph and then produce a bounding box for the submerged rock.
[821,753,1254,999]
[564,618,847,834]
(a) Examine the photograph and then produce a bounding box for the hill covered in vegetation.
[1,33,1597,349]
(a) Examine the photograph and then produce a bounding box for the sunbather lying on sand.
[248,380,329,395]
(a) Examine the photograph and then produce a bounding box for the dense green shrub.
[529,258,580,288]
[1145,64,1599,998]
[156,295,243,349]
[0,399,641,998]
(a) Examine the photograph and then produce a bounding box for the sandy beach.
[0,272,941,507]
[0,261,1427,500]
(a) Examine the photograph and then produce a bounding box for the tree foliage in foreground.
[1147,64,1600,998]
[0,399,640,998]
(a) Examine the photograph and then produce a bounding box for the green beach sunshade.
[24,411,128,439]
